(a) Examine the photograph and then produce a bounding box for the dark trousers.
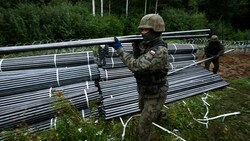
[204,57,219,74]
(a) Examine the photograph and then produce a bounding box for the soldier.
[204,35,225,74]
[110,14,168,141]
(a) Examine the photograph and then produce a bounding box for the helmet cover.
[138,14,165,32]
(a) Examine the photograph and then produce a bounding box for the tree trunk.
[109,0,111,16]
[92,0,95,16]
[101,0,103,16]
[144,0,147,15]
[126,0,129,17]
[155,0,158,14]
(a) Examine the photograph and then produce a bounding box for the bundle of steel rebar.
[99,67,133,81]
[102,57,127,69]
[0,64,100,97]
[0,87,99,130]
[99,76,138,119]
[99,66,228,119]
[99,60,200,81]
[0,51,94,71]
[0,81,96,108]
[166,80,228,104]
[0,29,210,54]
[168,53,197,62]
[98,43,199,68]
[102,53,197,69]
[167,44,198,54]
[97,43,199,64]
[0,28,224,132]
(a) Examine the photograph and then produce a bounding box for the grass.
[1,77,249,141]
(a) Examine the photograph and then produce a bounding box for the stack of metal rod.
[97,43,228,120]
[0,28,217,135]
[98,43,199,69]
[99,66,228,120]
[0,51,95,71]
[0,51,101,133]
[98,43,200,81]
[0,87,99,130]
[0,64,100,97]
[99,60,199,81]
[0,81,96,107]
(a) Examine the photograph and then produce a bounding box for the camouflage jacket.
[116,38,169,86]
[204,40,225,57]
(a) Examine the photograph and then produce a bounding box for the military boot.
[155,110,166,123]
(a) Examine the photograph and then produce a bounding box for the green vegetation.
[0,0,249,46]
[1,77,249,141]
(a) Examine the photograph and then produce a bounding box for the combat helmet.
[211,35,218,41]
[138,14,165,32]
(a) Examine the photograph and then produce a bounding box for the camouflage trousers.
[137,84,168,141]
[204,56,220,74]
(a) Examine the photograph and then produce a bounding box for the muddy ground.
[196,51,250,81]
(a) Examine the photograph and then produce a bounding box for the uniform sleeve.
[116,47,168,73]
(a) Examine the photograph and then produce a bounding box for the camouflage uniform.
[116,38,168,141]
[116,14,168,140]
[110,14,168,141]
[204,35,225,74]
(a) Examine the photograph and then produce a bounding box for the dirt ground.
[197,52,250,81]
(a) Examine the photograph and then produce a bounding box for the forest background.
[0,0,249,46]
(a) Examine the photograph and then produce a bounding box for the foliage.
[0,0,249,46]
[0,1,125,46]
[120,15,142,35]
[161,8,208,31]
[227,30,250,40]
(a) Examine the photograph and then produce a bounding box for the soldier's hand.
[110,37,122,50]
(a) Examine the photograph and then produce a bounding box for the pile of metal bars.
[0,51,100,134]
[98,43,228,119]
[0,29,230,138]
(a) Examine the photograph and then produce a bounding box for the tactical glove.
[110,37,122,50]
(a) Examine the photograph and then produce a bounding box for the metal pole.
[0,29,210,54]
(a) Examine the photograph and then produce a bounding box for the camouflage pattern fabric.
[116,42,168,74]
[116,39,168,141]
[204,40,224,57]
[137,85,167,141]
[205,57,220,74]
[138,14,165,32]
[204,40,225,74]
